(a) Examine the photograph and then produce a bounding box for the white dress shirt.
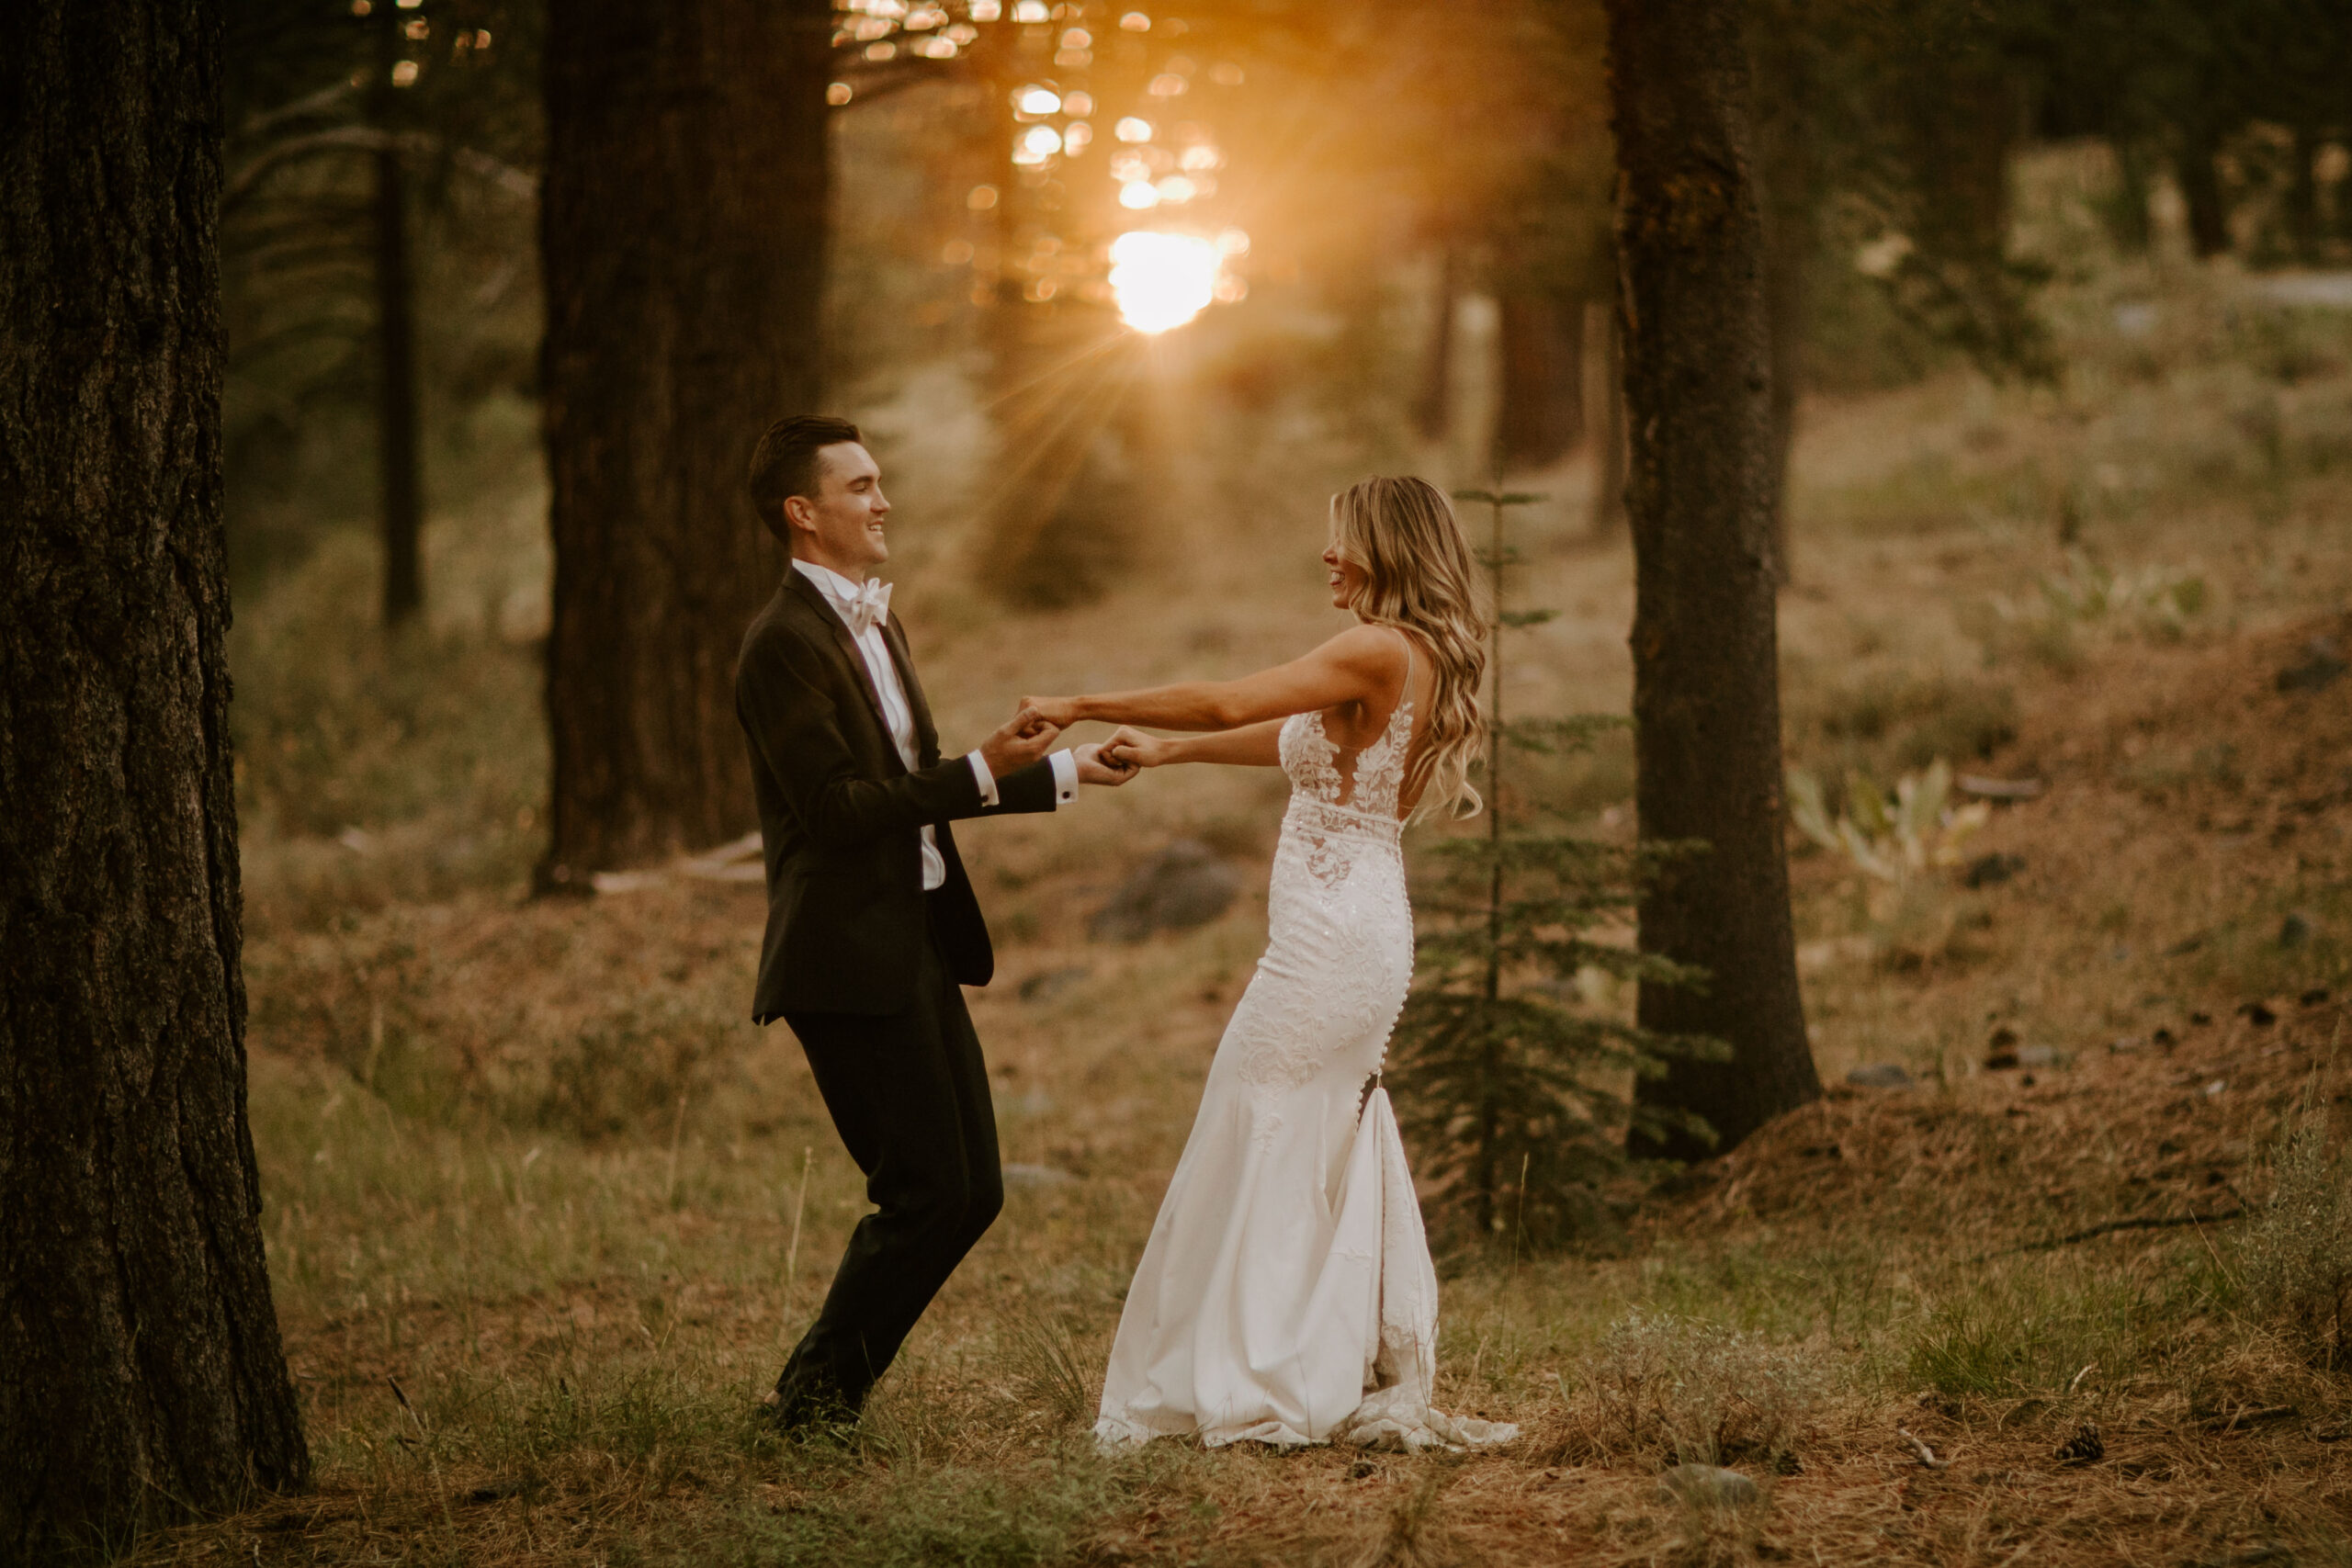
[793,558,1078,890]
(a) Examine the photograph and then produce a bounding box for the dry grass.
[134,157,2352,1564]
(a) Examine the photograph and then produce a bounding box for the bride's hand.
[1016,694,1079,731]
[1074,742,1138,786]
[1102,726,1172,769]
[1001,700,1068,742]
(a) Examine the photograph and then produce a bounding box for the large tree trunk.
[0,3,311,1557]
[537,0,834,888]
[1749,20,1815,587]
[370,4,424,626]
[1604,0,1819,1162]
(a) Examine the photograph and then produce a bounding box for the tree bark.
[1582,298,1625,534]
[1413,244,1460,442]
[2285,121,2321,265]
[1497,292,1584,471]
[0,3,311,1558]
[1603,0,1819,1162]
[370,5,424,626]
[1749,23,1815,587]
[2175,123,2230,259]
[538,0,834,887]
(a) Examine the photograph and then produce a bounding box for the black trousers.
[774,915,1002,1419]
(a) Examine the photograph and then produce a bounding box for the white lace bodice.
[1232,651,1420,1097]
[1276,657,1416,883]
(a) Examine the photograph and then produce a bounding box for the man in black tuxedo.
[734,414,1133,1431]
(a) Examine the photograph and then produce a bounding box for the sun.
[1108,231,1221,334]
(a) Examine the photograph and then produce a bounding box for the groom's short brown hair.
[748,414,863,541]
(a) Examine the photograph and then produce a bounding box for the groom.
[735,414,1132,1432]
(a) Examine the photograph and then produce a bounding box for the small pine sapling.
[1386,488,1712,1252]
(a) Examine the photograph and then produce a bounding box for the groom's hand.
[979,710,1060,778]
[1074,741,1137,787]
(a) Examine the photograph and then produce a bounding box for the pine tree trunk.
[1497,293,1584,472]
[0,3,311,1557]
[370,6,424,626]
[1750,27,1814,588]
[2285,122,2321,264]
[1603,0,1820,1163]
[2175,124,2230,259]
[1582,299,1626,535]
[538,0,835,887]
[1414,245,1459,441]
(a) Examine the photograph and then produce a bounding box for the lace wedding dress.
[1094,645,1519,1452]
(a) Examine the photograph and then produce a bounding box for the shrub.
[2240,1103,2352,1372]
[1786,758,1990,884]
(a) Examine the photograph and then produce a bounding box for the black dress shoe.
[771,1377,861,1438]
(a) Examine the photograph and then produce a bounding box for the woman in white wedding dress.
[1016,478,1519,1452]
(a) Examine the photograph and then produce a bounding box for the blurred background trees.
[535,0,834,890]
[213,0,2352,1094]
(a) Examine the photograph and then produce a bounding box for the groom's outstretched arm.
[738,627,1058,847]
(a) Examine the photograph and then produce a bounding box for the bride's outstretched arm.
[1020,625,1402,733]
[1103,720,1283,770]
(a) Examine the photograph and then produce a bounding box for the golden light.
[968,0,1000,16]
[1064,90,1095,117]
[1015,85,1061,116]
[1120,10,1150,28]
[1118,181,1160,210]
[1013,124,1063,165]
[1064,121,1093,153]
[1156,175,1196,203]
[1013,0,1047,19]
[1114,117,1154,142]
[1109,231,1221,333]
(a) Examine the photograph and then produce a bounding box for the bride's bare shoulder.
[1307,623,1414,672]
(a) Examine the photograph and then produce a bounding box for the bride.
[1016,476,1519,1451]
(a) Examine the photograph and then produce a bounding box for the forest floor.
[142,255,2352,1565]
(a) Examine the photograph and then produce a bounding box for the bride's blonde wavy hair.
[1329,476,1487,822]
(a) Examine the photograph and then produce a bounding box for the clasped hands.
[975,694,1164,787]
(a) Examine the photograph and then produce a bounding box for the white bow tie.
[841,576,892,637]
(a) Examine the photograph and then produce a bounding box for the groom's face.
[788,442,891,570]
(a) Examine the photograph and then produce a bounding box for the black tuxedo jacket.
[735,569,1057,1019]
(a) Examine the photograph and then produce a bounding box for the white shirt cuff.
[1049,749,1080,805]
[966,749,999,808]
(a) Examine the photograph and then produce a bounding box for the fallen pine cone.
[2055,1423,2104,1465]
